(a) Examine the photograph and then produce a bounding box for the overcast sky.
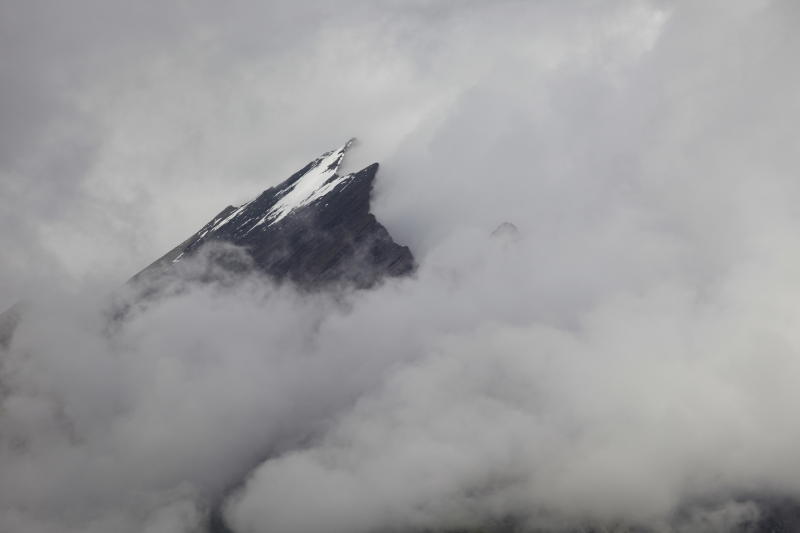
[3,1,800,532]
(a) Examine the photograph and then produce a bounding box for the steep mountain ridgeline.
[131,138,414,290]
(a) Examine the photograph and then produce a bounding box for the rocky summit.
[132,139,415,289]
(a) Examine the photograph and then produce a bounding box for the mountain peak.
[133,140,414,289]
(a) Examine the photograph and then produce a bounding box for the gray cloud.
[3,0,800,531]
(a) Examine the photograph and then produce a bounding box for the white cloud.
[3,0,800,531]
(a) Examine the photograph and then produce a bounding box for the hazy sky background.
[3,1,800,532]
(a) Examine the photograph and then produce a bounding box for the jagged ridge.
[133,139,414,288]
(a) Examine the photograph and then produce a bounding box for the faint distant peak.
[491,221,520,240]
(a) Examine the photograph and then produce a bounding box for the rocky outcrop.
[132,139,414,290]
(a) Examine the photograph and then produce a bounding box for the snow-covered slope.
[133,139,414,288]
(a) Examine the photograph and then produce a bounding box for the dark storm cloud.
[3,1,800,532]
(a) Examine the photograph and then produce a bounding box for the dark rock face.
[132,139,414,290]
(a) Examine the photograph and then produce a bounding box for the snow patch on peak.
[168,139,360,256]
[248,139,356,230]
[210,204,248,233]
